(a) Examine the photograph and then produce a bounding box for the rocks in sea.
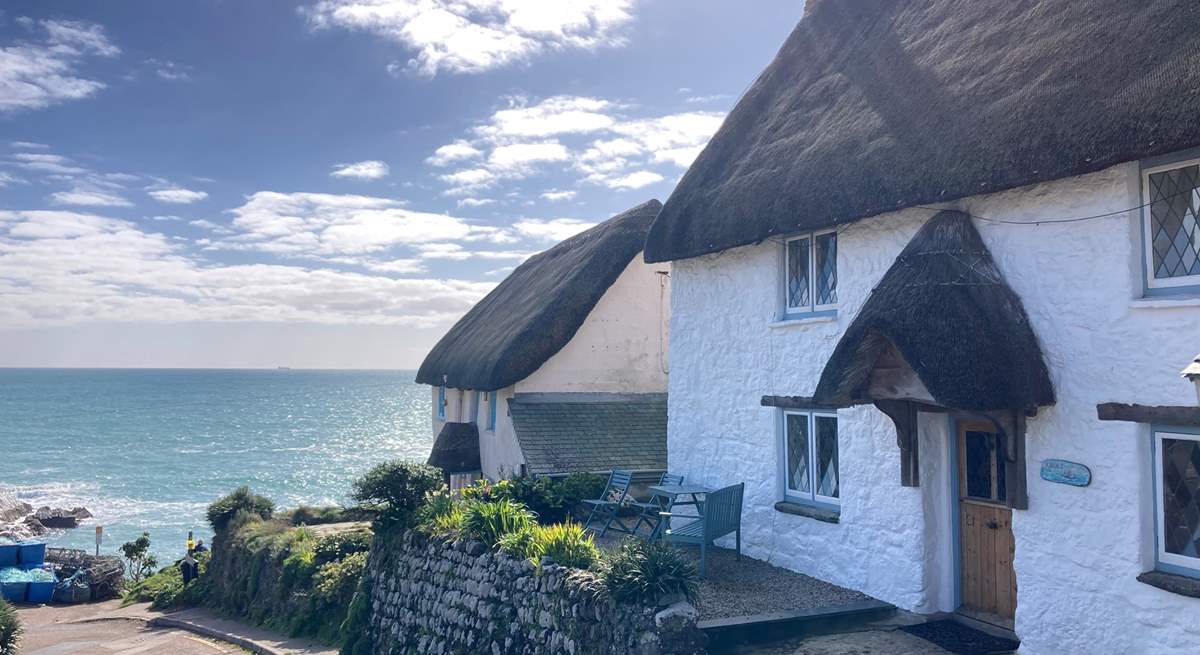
[32,506,92,529]
[0,500,31,523]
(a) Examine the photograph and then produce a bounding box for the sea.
[0,368,432,561]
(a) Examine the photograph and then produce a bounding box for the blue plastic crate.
[18,542,45,566]
[26,581,54,604]
[0,545,16,567]
[0,581,27,603]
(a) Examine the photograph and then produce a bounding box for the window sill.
[1130,295,1200,310]
[769,314,837,330]
[774,501,840,523]
[1136,570,1200,599]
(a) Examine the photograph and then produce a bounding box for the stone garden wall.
[365,530,706,655]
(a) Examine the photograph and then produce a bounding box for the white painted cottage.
[642,1,1200,653]
[417,200,670,486]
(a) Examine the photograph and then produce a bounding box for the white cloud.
[432,96,723,195]
[0,210,495,328]
[222,191,473,256]
[0,19,119,113]
[188,219,232,234]
[512,217,595,242]
[330,160,390,180]
[0,173,24,187]
[416,242,533,261]
[426,140,482,167]
[684,93,732,104]
[457,198,495,208]
[303,0,637,76]
[11,141,49,150]
[49,188,132,207]
[540,190,575,202]
[145,58,191,81]
[9,153,89,175]
[149,187,209,204]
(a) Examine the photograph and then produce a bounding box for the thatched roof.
[416,200,661,390]
[644,0,1200,263]
[426,422,480,473]
[814,211,1054,412]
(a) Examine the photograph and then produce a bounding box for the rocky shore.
[0,492,92,542]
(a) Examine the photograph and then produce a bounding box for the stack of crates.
[0,542,52,603]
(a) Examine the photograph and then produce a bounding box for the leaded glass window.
[1145,162,1200,288]
[782,410,839,506]
[786,237,811,309]
[1156,431,1200,574]
[784,230,837,314]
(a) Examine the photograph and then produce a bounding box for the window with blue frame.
[1153,428,1200,578]
[1142,159,1200,294]
[487,392,497,431]
[785,230,837,316]
[781,410,839,507]
[437,385,446,420]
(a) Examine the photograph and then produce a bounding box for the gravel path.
[720,629,953,655]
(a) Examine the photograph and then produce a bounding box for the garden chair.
[660,482,744,577]
[631,472,684,538]
[582,469,634,537]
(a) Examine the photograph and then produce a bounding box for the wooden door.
[958,421,1017,620]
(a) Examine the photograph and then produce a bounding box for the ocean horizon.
[1,368,433,560]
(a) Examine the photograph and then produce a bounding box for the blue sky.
[0,1,803,368]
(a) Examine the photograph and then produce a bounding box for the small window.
[487,392,497,431]
[1143,160,1200,292]
[437,386,446,420]
[785,230,837,315]
[782,410,839,506]
[1154,429,1200,578]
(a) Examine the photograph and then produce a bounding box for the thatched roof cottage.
[418,200,669,486]
[646,1,1200,651]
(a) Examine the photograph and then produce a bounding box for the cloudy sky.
[0,1,802,368]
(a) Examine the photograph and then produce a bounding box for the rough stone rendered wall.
[366,530,706,655]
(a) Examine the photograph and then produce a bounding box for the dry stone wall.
[365,530,706,655]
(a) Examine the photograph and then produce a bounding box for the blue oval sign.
[1040,459,1091,487]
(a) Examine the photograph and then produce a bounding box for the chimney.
[1183,353,1200,404]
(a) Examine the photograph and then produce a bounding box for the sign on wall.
[1040,459,1091,487]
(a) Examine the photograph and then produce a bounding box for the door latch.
[986,519,1000,530]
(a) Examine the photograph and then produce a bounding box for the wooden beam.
[760,395,860,409]
[873,400,920,487]
[1096,403,1200,426]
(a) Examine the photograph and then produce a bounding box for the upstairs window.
[437,385,446,420]
[1143,160,1200,292]
[781,410,840,507]
[785,230,837,315]
[487,392,497,431]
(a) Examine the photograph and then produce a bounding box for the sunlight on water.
[0,369,431,560]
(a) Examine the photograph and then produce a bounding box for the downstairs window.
[1154,429,1200,578]
[781,410,840,507]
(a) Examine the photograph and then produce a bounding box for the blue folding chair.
[660,482,744,577]
[631,472,684,538]
[582,469,634,537]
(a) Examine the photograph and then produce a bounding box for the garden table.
[646,483,712,538]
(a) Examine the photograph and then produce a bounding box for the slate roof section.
[645,0,1200,263]
[416,200,661,391]
[508,394,668,475]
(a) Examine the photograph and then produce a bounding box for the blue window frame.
[487,392,497,431]
[437,385,446,420]
[1141,158,1200,296]
[1152,426,1200,579]
[780,409,840,508]
[784,230,837,317]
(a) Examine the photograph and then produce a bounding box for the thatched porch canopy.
[814,211,1054,413]
[416,200,661,391]
[643,0,1200,263]
[427,422,481,473]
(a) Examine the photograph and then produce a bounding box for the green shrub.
[313,530,371,566]
[285,505,374,526]
[122,551,210,610]
[207,486,275,533]
[351,461,442,529]
[421,503,467,539]
[119,532,158,583]
[460,473,606,524]
[497,521,599,569]
[313,551,368,610]
[461,499,535,547]
[0,598,20,655]
[601,539,699,604]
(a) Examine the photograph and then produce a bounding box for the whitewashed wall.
[430,252,671,481]
[668,162,1200,655]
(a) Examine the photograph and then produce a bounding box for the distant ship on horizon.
[276,366,292,370]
